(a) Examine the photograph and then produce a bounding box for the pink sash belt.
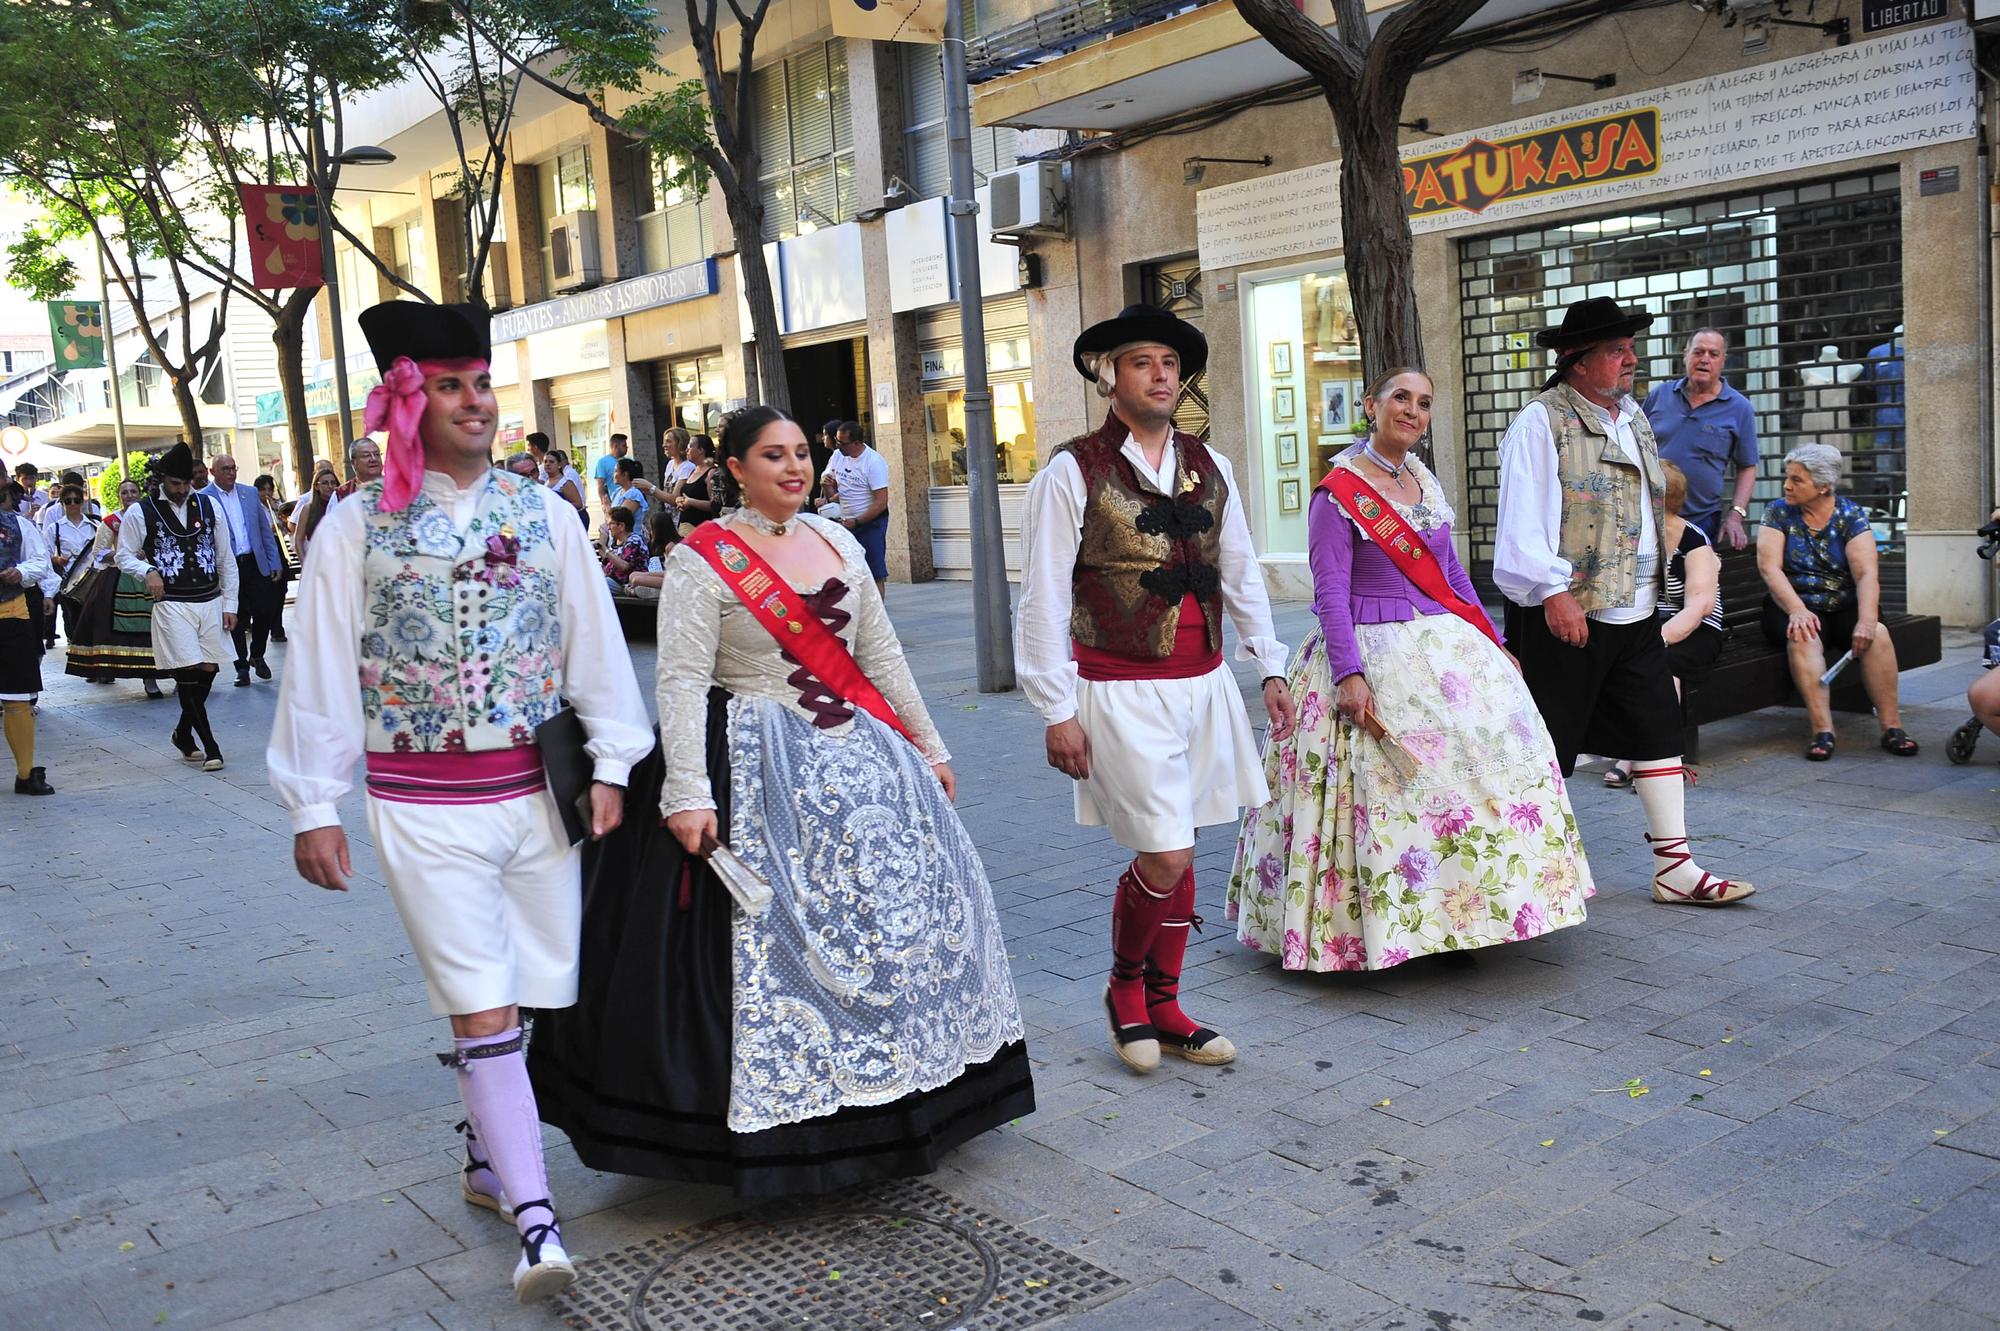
[364,746,545,805]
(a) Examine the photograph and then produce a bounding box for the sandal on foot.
[510,1200,576,1302]
[1104,990,1160,1074]
[455,1120,513,1220]
[1156,1027,1237,1066]
[1602,766,1634,790]
[1879,727,1919,757]
[1806,732,1835,762]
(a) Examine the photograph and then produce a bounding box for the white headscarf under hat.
[1080,341,1175,399]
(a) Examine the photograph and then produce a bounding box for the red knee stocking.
[1108,861,1177,1031]
[1143,868,1207,1041]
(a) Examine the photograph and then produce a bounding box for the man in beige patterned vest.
[1494,297,1754,908]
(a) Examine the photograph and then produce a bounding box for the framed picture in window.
[1270,341,1293,376]
[1275,432,1299,468]
[1279,478,1303,513]
[1321,380,1350,431]
[1273,386,1296,422]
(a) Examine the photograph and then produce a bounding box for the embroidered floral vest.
[1059,411,1226,658]
[1535,382,1670,615]
[141,496,222,602]
[357,471,566,754]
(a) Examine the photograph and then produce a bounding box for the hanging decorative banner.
[47,300,105,369]
[238,184,325,288]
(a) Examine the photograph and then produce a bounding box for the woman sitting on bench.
[1756,442,1918,762]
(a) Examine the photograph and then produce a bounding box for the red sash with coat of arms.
[1318,466,1504,651]
[682,522,921,748]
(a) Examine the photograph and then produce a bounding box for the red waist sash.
[1074,593,1222,682]
[365,746,545,805]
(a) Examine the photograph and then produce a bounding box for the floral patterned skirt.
[1227,612,1593,972]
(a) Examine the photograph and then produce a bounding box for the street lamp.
[308,127,397,477]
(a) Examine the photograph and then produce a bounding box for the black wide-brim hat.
[154,440,195,481]
[1536,296,1655,350]
[357,301,493,374]
[1073,303,1208,381]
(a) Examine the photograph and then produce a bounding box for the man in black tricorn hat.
[266,300,650,1302]
[1016,303,1296,1074]
[115,439,238,771]
[1493,296,1753,907]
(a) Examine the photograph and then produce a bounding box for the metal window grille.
[1458,169,1907,609]
[1138,257,1210,441]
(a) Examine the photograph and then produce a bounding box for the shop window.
[1246,268,1361,556]
[1458,168,1907,604]
[753,41,856,239]
[899,38,1019,201]
[631,149,711,273]
[922,381,1037,487]
[665,354,727,437]
[386,218,430,295]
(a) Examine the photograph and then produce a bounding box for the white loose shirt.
[115,492,240,614]
[1014,433,1288,727]
[43,514,97,583]
[202,482,252,554]
[266,470,654,835]
[826,446,891,520]
[1493,398,1658,625]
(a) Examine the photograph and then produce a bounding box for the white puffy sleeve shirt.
[114,495,239,614]
[1014,437,1288,727]
[266,474,653,835]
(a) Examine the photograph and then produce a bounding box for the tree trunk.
[1332,106,1425,389]
[726,193,791,416]
[271,291,315,494]
[170,373,205,455]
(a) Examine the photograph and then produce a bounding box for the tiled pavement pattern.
[2,583,1998,1330]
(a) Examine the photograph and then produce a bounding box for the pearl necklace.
[735,505,796,537]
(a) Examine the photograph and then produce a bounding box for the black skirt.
[0,611,41,696]
[527,688,1036,1199]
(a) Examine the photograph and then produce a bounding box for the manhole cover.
[563,1179,1128,1330]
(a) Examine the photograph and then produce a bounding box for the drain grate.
[561,1179,1128,1330]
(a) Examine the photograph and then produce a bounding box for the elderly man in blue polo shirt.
[1642,328,1759,549]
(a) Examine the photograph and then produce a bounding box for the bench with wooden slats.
[1679,547,1940,760]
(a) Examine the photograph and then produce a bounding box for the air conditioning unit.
[549,210,601,291]
[988,161,1066,238]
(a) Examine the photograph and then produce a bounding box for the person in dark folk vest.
[1015,303,1297,1074]
[265,301,652,1303]
[1492,297,1754,907]
[115,441,238,772]
[1,482,55,794]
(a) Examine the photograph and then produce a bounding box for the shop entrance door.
[784,337,864,478]
[1457,168,1907,609]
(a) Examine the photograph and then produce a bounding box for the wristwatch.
[1729,505,1749,518]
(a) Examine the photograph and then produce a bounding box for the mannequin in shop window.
[1798,345,1862,446]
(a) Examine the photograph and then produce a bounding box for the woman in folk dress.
[1228,369,1593,971]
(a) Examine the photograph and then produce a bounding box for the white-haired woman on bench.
[1756,442,1917,761]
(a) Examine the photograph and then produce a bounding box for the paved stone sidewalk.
[3,583,1998,1330]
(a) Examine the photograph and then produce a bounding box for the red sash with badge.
[683,523,921,748]
[1318,466,1504,650]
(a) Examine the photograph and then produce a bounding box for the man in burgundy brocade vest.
[1016,304,1296,1074]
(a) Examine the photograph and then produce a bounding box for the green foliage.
[5,224,82,302]
[625,81,717,192]
[95,454,154,513]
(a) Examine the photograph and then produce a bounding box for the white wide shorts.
[151,600,227,671]
[1073,662,1270,853]
[366,789,582,1016]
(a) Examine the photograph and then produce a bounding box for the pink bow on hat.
[362,355,490,513]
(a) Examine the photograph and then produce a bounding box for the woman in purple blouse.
[1228,369,1593,971]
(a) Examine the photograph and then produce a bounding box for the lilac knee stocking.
[446,1028,557,1244]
